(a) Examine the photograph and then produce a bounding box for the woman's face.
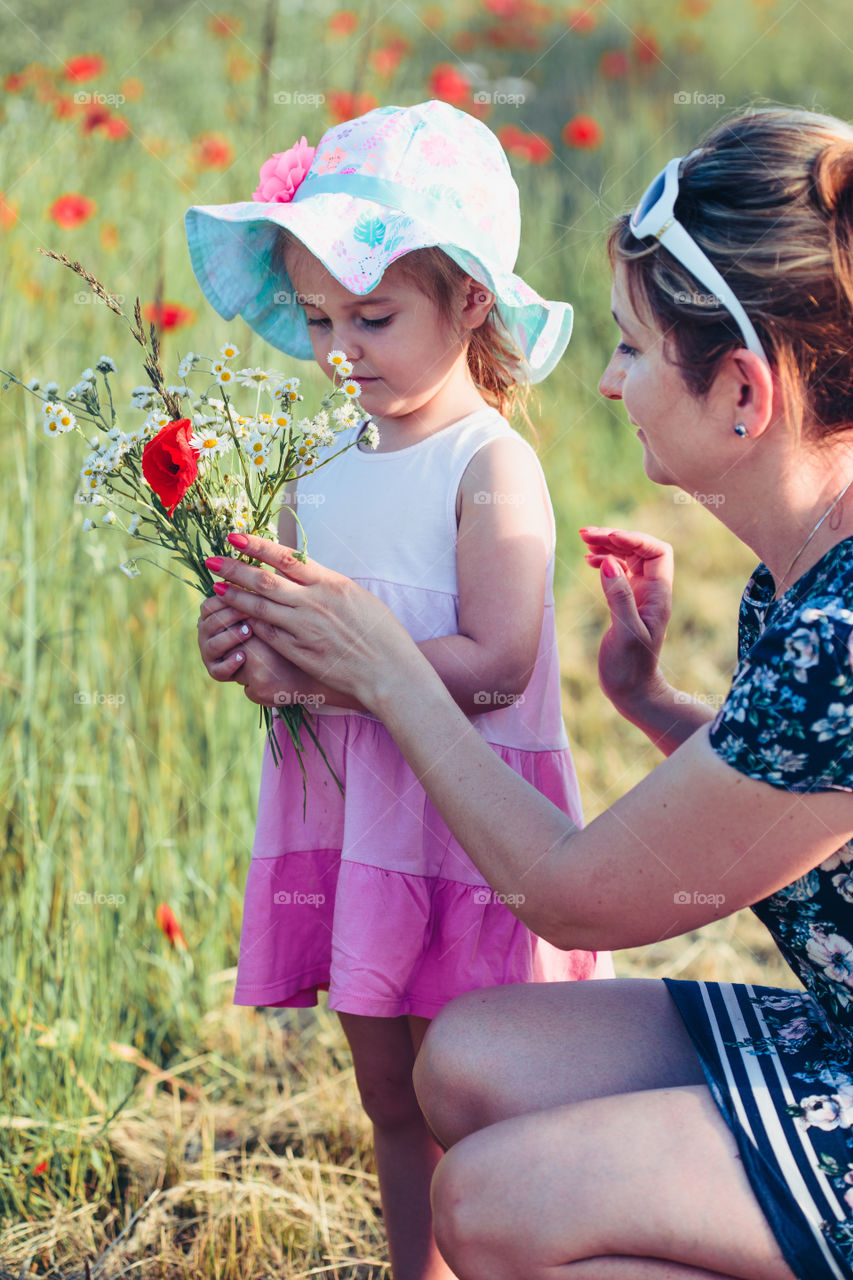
[599,262,726,494]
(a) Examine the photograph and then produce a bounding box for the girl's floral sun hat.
[184,100,573,384]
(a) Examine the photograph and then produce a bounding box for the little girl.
[188,100,612,1279]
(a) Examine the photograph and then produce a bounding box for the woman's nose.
[598,354,624,400]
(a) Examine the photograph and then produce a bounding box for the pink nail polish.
[228,532,249,549]
[213,582,228,596]
[205,556,224,571]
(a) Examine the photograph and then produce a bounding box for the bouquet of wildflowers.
[1,250,378,799]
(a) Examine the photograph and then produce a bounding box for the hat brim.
[185,195,572,384]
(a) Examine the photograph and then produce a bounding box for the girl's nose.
[598,354,624,400]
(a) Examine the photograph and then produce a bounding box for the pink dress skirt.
[234,712,612,1019]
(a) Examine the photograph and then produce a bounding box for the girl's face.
[598,262,727,493]
[284,246,470,425]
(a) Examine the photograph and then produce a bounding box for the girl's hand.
[197,594,252,682]
[205,536,420,711]
[579,526,674,714]
[232,636,318,707]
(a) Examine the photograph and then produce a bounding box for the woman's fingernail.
[240,624,251,636]
[602,560,623,578]
[228,532,249,549]
[213,582,228,596]
[205,556,224,571]
[234,652,244,663]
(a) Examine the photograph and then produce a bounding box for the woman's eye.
[616,341,637,357]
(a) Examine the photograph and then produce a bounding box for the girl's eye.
[306,317,331,327]
[305,315,393,329]
[616,341,638,358]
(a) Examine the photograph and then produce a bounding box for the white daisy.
[360,421,380,450]
[219,342,240,359]
[190,429,230,459]
[96,357,116,374]
[177,353,197,378]
[82,518,95,532]
[326,350,348,369]
[242,433,268,462]
[236,367,271,387]
[215,367,235,387]
[44,382,59,396]
[341,378,361,399]
[102,510,116,525]
[336,360,353,377]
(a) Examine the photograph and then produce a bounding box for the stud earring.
[476,292,489,304]
[733,423,748,437]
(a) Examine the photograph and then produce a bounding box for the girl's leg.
[338,1011,456,1280]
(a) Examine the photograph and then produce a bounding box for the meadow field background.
[1,0,851,1274]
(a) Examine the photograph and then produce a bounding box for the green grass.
[1,0,848,1272]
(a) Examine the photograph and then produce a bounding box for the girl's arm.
[579,526,717,755]
[207,537,853,950]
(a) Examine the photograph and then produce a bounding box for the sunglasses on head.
[629,152,770,365]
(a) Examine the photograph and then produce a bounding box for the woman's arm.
[579,526,717,754]
[208,536,853,950]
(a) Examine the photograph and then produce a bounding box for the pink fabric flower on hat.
[252,136,316,203]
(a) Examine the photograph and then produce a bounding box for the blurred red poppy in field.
[3,70,28,92]
[422,5,445,26]
[0,192,19,229]
[51,94,78,120]
[191,132,234,169]
[567,6,597,31]
[100,221,119,251]
[485,23,541,48]
[120,77,144,100]
[498,125,552,164]
[207,13,243,37]
[599,49,629,78]
[562,114,603,149]
[104,115,130,140]
[482,0,551,20]
[155,902,190,948]
[49,193,97,228]
[329,9,358,35]
[226,53,254,81]
[371,38,411,76]
[64,54,105,82]
[32,1159,48,1176]
[79,103,112,134]
[143,302,197,333]
[429,62,471,105]
[633,27,661,64]
[327,90,379,125]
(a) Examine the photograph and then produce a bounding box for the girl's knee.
[352,1060,423,1130]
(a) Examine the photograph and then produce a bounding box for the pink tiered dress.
[233,406,613,1016]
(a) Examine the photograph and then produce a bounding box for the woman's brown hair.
[270,228,533,426]
[608,107,853,439]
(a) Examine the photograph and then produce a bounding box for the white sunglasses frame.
[629,153,770,366]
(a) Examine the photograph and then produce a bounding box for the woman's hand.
[204,536,423,711]
[198,593,252,682]
[579,526,674,712]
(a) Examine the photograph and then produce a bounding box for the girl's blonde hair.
[270,228,533,425]
[608,107,853,439]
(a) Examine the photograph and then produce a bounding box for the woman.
[199,107,853,1279]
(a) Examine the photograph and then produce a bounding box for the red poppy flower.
[143,423,199,518]
[191,132,234,170]
[120,77,144,100]
[206,13,243,37]
[567,7,597,31]
[155,902,189,949]
[49,193,97,228]
[329,9,358,34]
[4,71,28,92]
[633,27,661,64]
[371,42,409,76]
[104,115,130,140]
[79,103,112,135]
[429,62,471,106]
[498,126,551,164]
[0,191,18,230]
[599,49,629,78]
[562,114,604,149]
[326,90,379,125]
[64,54,106,82]
[32,1160,48,1176]
[142,301,196,332]
[51,95,78,120]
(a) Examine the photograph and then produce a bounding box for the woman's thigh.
[431,1083,797,1280]
[414,978,709,1146]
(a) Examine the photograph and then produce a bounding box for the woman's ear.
[460,278,495,331]
[721,349,776,440]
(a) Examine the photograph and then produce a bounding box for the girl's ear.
[460,278,495,331]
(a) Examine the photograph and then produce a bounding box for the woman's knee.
[431,1137,521,1280]
[413,989,498,1146]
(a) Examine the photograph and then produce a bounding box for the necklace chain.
[774,476,853,598]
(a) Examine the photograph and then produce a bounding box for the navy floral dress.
[665,536,853,1280]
